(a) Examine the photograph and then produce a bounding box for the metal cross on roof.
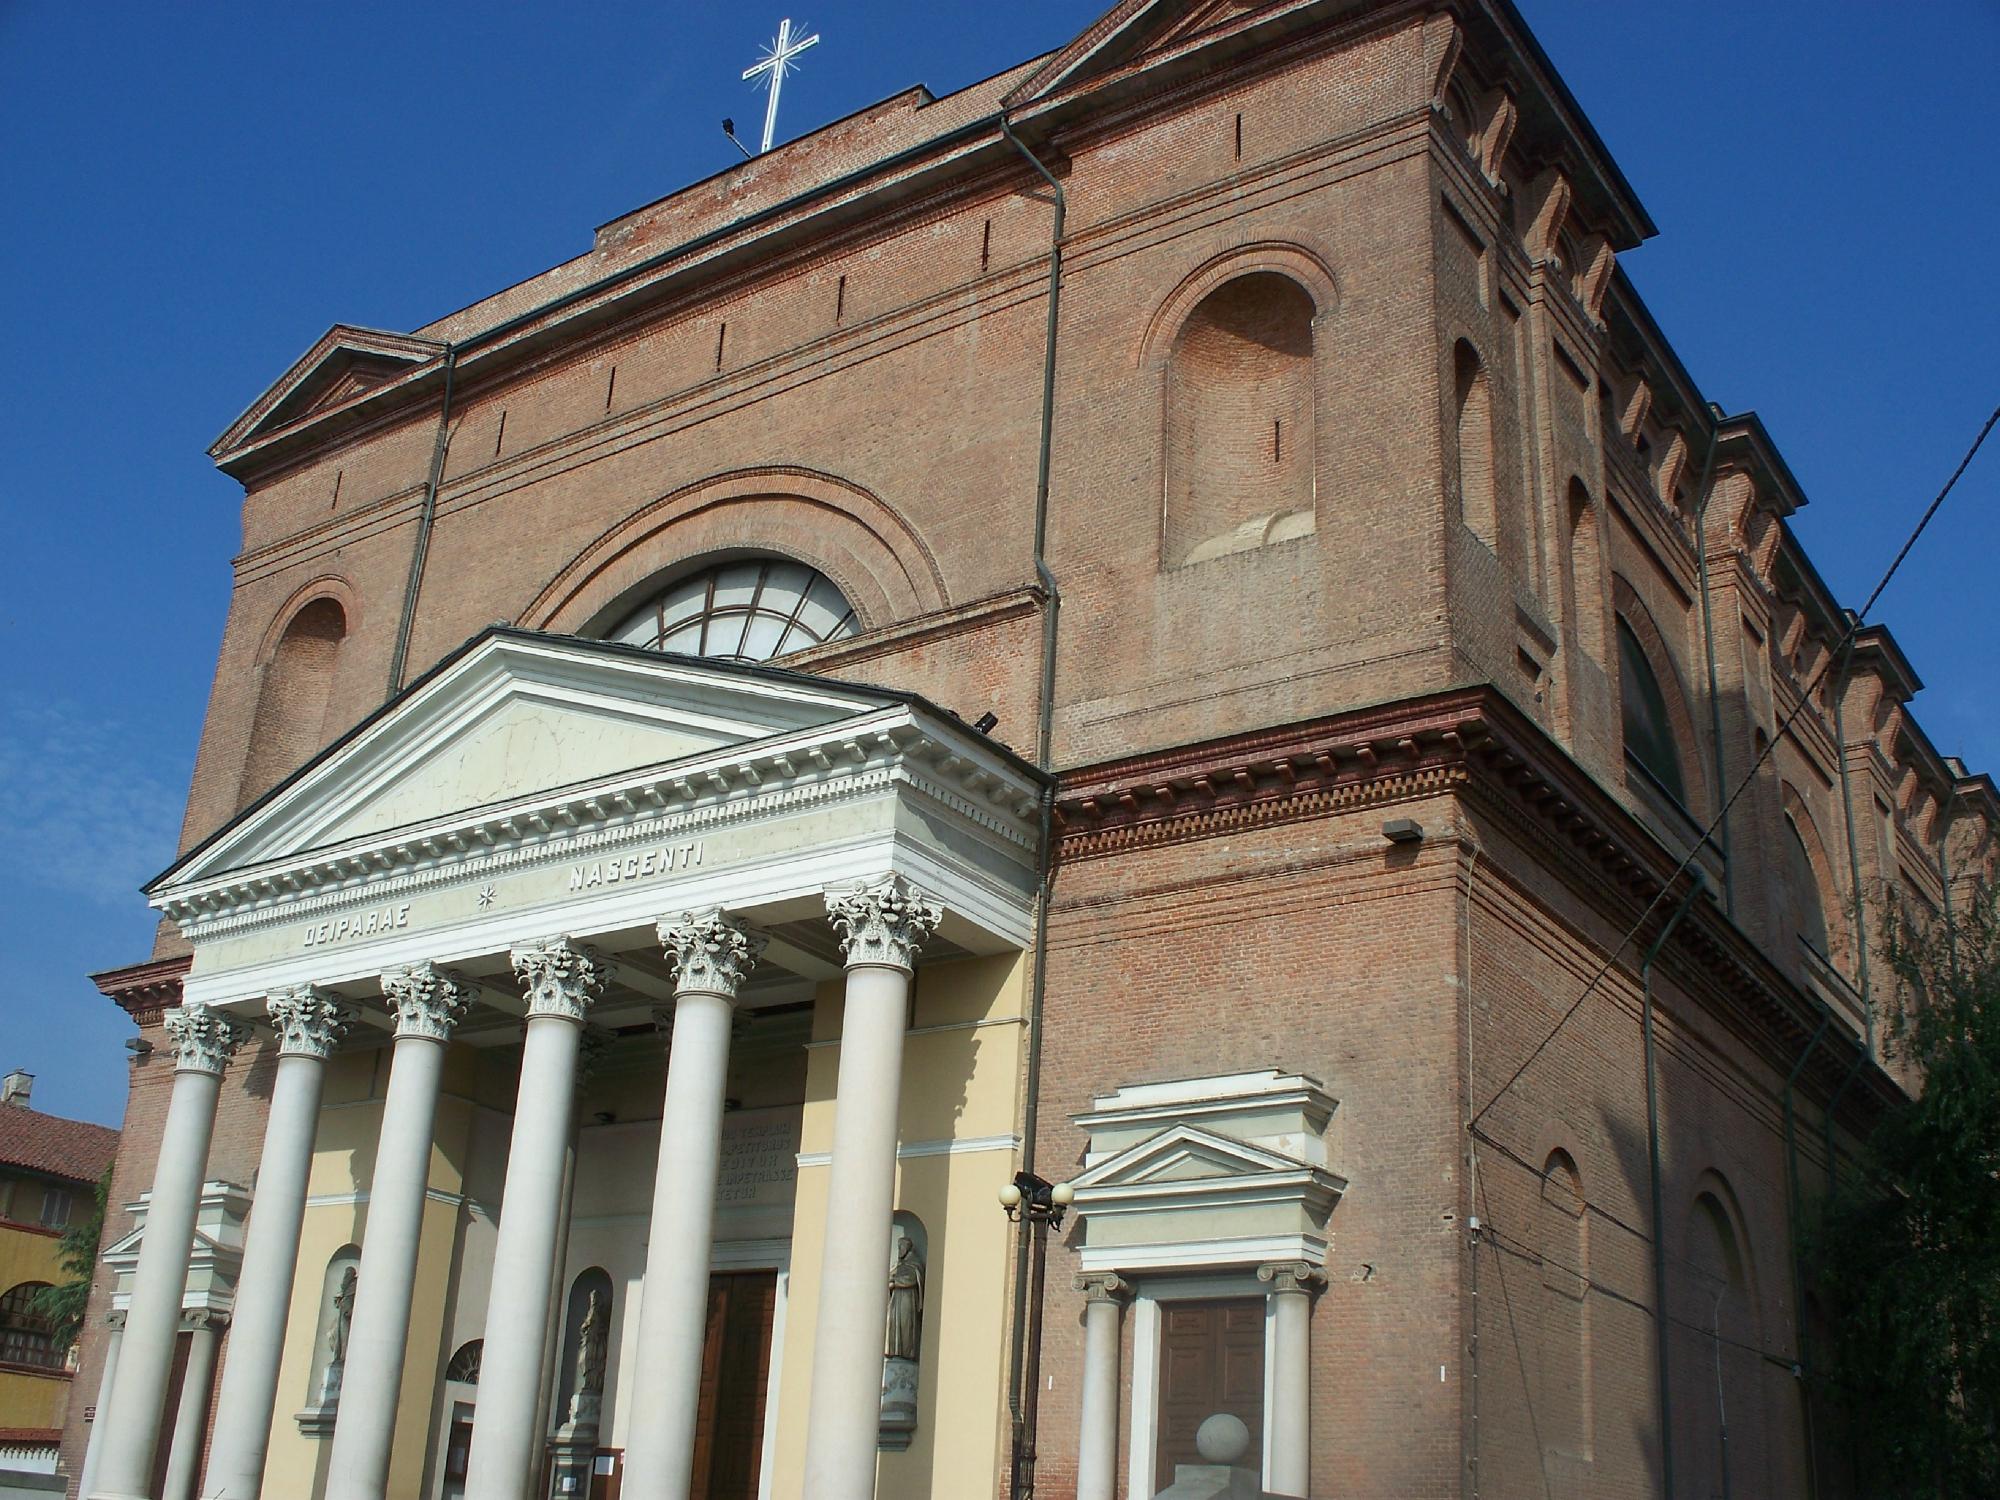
[743,18,820,154]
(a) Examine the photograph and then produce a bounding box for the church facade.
[68,2,1995,1499]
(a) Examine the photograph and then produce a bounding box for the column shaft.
[1075,1278,1127,1500]
[462,1015,585,1499]
[160,1321,220,1500]
[620,991,735,1500]
[801,962,911,1500]
[203,1041,336,1499]
[323,1032,449,1500]
[76,1323,125,1500]
[91,1058,226,1500]
[1264,1273,1318,1498]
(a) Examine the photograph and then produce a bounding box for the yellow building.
[0,1070,117,1490]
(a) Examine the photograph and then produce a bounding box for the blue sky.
[2,2,1994,1125]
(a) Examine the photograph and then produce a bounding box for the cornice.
[90,955,192,1027]
[1054,685,1897,1124]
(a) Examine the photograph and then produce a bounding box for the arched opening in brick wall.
[1615,612,1693,810]
[1164,271,1317,567]
[1683,1185,1762,1500]
[1453,339,1498,549]
[239,596,347,805]
[600,555,859,663]
[1538,1150,1592,1460]
[1567,479,1606,667]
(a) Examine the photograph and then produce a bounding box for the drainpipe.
[999,113,1066,1500]
[1691,420,1731,915]
[1642,873,1705,1500]
[1781,1003,1833,1500]
[386,341,459,698]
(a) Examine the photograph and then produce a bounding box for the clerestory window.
[606,558,859,663]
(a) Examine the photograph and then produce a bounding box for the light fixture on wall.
[999,1170,1075,1500]
[1381,817,1425,844]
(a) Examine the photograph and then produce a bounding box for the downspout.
[1642,874,1705,1500]
[386,342,459,699]
[1781,1003,1833,1500]
[999,114,1065,1500]
[1691,420,1731,915]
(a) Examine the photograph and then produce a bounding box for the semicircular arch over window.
[1616,616,1688,806]
[605,556,860,663]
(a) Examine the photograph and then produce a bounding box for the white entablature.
[148,629,1048,1011]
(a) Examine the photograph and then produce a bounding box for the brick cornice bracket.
[90,955,192,1028]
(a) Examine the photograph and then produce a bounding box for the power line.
[1470,401,2000,1129]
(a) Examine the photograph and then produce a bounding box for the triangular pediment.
[210,325,442,460]
[1073,1122,1306,1190]
[151,630,912,896]
[1004,0,1303,108]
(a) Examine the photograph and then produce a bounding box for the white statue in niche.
[567,1288,609,1428]
[879,1234,924,1449]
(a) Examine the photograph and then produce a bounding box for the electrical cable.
[1470,401,1999,1129]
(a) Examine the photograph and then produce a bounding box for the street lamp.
[1001,1171,1074,1500]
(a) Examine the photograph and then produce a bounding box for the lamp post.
[1000,1170,1074,1500]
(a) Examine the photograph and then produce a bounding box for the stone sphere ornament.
[1194,1412,1251,1465]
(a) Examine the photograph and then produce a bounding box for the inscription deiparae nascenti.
[567,841,704,891]
[302,903,412,949]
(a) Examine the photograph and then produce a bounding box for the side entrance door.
[1155,1297,1265,1482]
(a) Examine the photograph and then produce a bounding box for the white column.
[620,910,764,1500]
[1075,1274,1129,1500]
[160,1314,221,1500]
[463,939,614,1500]
[203,987,352,1500]
[1258,1261,1326,1498]
[801,875,941,1500]
[323,964,472,1500]
[91,1005,249,1500]
[76,1315,126,1500]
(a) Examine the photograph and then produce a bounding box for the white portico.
[94,629,1045,1500]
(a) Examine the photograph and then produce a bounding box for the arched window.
[1538,1152,1591,1459]
[1687,1188,1758,1500]
[1453,340,1497,547]
[1784,812,1833,957]
[444,1339,483,1384]
[1164,271,1317,566]
[605,558,859,662]
[0,1281,61,1370]
[240,596,347,803]
[1617,617,1688,805]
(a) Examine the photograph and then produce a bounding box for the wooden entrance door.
[1155,1298,1265,1481]
[688,1270,778,1500]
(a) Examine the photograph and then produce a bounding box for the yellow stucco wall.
[261,1045,493,1500]
[770,951,1027,1500]
[0,1221,72,1430]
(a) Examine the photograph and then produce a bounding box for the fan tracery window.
[445,1339,482,1384]
[606,558,859,662]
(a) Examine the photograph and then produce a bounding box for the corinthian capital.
[1257,1261,1328,1298]
[658,909,764,1000]
[824,874,943,973]
[510,937,614,1022]
[164,1005,252,1076]
[267,986,354,1060]
[381,962,476,1042]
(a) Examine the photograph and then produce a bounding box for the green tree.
[31,1167,108,1354]
[1810,880,2000,1495]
